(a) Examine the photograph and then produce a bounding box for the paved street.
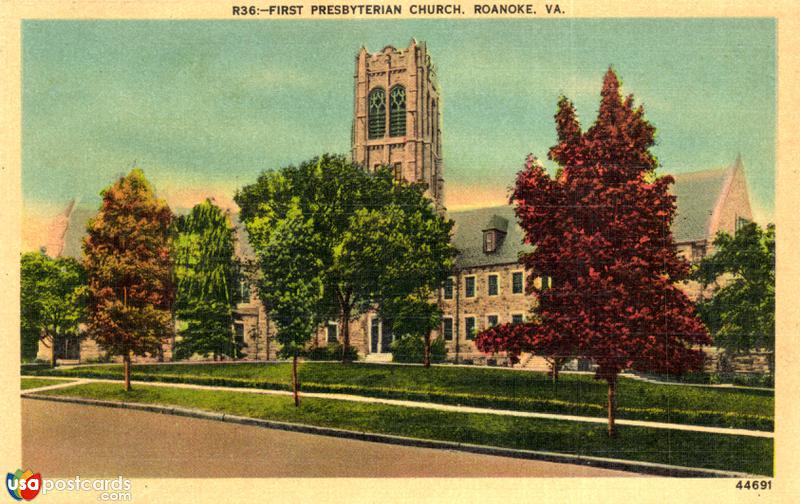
[23,399,636,478]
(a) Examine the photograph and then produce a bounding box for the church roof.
[57,203,253,261]
[449,205,528,269]
[51,164,740,268]
[670,163,737,244]
[446,163,739,269]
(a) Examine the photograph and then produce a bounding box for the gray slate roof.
[670,165,734,243]
[53,165,737,269]
[59,203,252,261]
[449,205,529,269]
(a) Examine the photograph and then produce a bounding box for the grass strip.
[35,382,773,476]
[29,362,774,430]
[21,377,75,390]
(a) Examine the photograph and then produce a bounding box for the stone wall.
[703,347,773,375]
[441,262,537,358]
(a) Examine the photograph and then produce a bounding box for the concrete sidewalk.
[21,376,773,438]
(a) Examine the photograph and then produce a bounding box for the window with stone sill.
[465,276,476,298]
[443,317,453,341]
[327,323,338,344]
[512,271,524,294]
[444,277,454,299]
[488,274,499,296]
[465,316,476,340]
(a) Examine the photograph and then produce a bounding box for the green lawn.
[34,382,773,476]
[21,377,74,390]
[28,362,773,430]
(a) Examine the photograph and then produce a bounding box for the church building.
[230,39,754,364]
[40,39,754,366]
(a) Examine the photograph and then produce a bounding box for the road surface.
[22,399,637,478]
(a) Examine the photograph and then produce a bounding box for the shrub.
[82,353,113,364]
[732,373,774,388]
[391,335,447,364]
[21,361,51,374]
[303,343,359,361]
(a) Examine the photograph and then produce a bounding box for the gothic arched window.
[389,86,407,137]
[368,88,386,139]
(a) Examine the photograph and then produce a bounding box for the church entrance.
[369,317,395,355]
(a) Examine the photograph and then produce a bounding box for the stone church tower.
[351,39,444,208]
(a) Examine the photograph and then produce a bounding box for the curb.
[22,393,762,479]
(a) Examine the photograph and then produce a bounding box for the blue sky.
[22,18,775,242]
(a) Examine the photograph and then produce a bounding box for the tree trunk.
[606,376,617,437]
[292,354,300,407]
[423,332,431,368]
[340,303,352,364]
[50,338,57,368]
[550,358,560,383]
[123,353,132,392]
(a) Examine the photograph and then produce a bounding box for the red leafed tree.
[511,69,711,436]
[475,322,529,366]
[83,169,175,391]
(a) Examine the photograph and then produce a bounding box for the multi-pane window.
[483,230,497,253]
[327,323,338,343]
[443,317,453,341]
[465,316,476,340]
[488,274,499,296]
[444,277,454,300]
[368,88,386,139]
[389,86,407,137]
[512,271,524,294]
[541,276,552,289]
[512,314,524,324]
[465,276,476,298]
[487,315,499,328]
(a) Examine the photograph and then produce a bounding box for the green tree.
[236,154,452,363]
[256,200,324,406]
[20,251,87,366]
[173,199,240,360]
[342,204,455,367]
[692,222,775,363]
[83,169,175,391]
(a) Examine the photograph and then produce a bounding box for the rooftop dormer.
[482,214,508,253]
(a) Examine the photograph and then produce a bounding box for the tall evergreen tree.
[173,199,240,360]
[506,70,710,436]
[83,169,175,391]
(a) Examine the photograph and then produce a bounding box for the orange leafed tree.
[83,169,175,391]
